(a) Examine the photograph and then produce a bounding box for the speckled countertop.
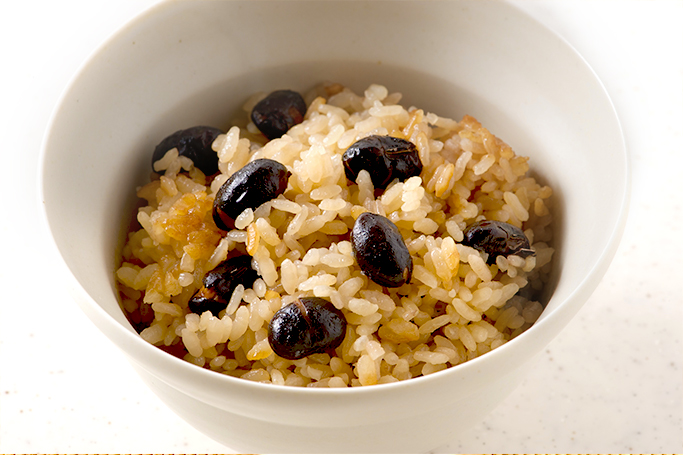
[1,0,681,452]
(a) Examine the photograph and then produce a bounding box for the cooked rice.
[116,82,554,387]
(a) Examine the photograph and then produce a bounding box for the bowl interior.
[41,0,627,385]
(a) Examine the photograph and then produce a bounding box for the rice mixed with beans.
[116,83,554,387]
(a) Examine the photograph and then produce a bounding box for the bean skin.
[151,126,223,175]
[188,255,258,316]
[251,90,307,140]
[268,297,347,360]
[462,220,534,264]
[212,158,291,231]
[351,212,413,287]
[342,135,423,189]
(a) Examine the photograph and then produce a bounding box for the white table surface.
[1,0,681,453]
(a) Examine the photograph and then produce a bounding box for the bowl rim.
[37,0,630,398]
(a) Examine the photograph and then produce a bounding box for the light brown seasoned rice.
[116,82,554,387]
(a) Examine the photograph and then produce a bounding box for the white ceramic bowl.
[40,1,629,452]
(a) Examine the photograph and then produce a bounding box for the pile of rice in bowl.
[116,83,555,387]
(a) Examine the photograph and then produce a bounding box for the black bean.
[268,297,347,360]
[129,302,155,334]
[462,220,535,264]
[342,135,423,189]
[251,90,307,140]
[351,212,413,287]
[151,126,223,175]
[212,158,291,231]
[188,255,258,316]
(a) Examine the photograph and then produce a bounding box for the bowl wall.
[41,0,628,452]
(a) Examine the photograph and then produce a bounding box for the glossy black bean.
[188,255,258,316]
[268,297,347,360]
[212,158,291,231]
[462,220,535,264]
[351,212,413,287]
[342,135,423,189]
[251,90,307,140]
[151,126,223,175]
